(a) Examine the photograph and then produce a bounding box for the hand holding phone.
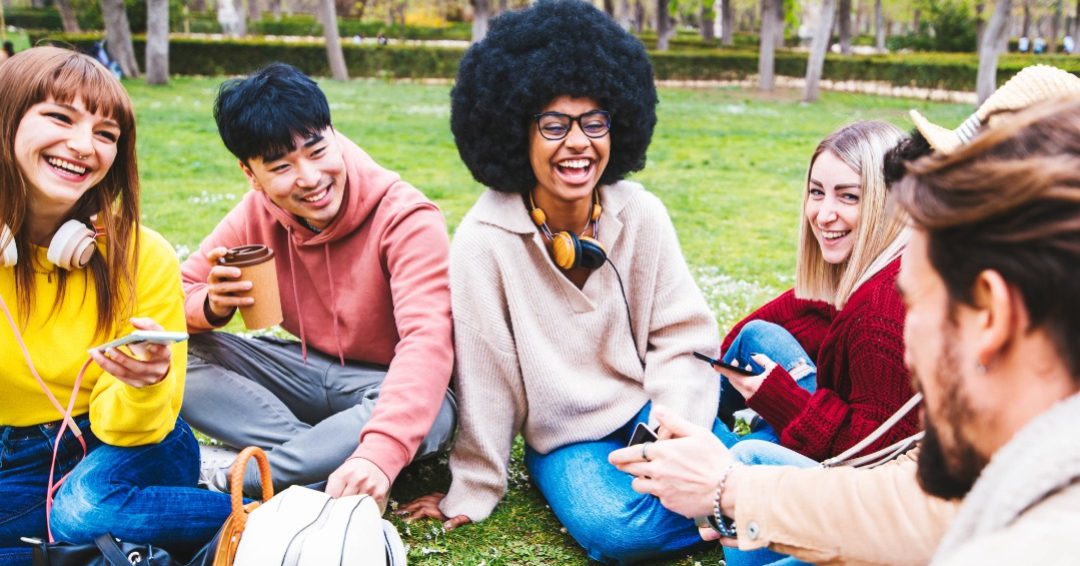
[692,351,757,377]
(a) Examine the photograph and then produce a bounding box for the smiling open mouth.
[301,185,331,203]
[46,156,88,177]
[822,230,850,241]
[556,158,594,181]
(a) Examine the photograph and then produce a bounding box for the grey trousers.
[182,332,457,496]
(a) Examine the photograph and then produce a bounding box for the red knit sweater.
[720,258,919,460]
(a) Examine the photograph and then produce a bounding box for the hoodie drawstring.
[285,226,309,363]
[323,243,346,366]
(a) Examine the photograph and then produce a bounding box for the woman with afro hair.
[400,1,727,562]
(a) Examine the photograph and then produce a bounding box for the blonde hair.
[795,120,907,308]
[0,46,139,336]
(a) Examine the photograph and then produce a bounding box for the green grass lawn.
[127,77,970,564]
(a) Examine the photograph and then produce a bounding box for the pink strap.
[285,227,308,363]
[1,293,89,542]
[323,244,345,366]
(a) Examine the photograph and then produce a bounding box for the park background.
[3,0,1078,562]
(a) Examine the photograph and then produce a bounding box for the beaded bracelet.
[708,462,739,538]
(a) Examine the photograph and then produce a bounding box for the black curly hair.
[883,129,932,187]
[450,0,658,194]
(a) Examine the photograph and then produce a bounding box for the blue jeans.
[722,441,817,566]
[0,415,231,566]
[526,403,738,564]
[719,320,817,433]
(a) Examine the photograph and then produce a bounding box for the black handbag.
[27,533,178,566]
[26,529,223,566]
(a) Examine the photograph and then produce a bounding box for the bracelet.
[708,462,739,538]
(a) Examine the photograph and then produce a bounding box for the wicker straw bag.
[211,447,274,565]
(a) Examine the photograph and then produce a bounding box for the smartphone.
[91,330,189,352]
[627,422,659,446]
[692,351,757,377]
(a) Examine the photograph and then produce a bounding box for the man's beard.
[915,329,988,500]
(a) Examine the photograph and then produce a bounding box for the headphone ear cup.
[46,220,96,271]
[1,225,17,267]
[576,236,607,270]
[551,231,580,270]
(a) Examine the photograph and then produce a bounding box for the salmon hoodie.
[181,132,453,482]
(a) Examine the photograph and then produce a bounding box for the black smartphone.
[627,422,659,446]
[692,351,757,377]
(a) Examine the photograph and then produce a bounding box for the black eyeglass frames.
[533,110,611,141]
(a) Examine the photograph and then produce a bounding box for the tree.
[1050,0,1063,53]
[701,2,716,40]
[720,0,734,44]
[471,0,490,42]
[657,0,674,51]
[976,0,1011,103]
[804,0,837,101]
[838,0,852,54]
[249,0,262,24]
[99,0,140,78]
[758,0,780,91]
[146,0,169,84]
[617,0,633,30]
[56,0,82,33]
[318,0,348,80]
[874,0,885,51]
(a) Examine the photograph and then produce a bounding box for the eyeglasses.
[533,110,611,141]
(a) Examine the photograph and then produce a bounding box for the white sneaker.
[198,445,239,493]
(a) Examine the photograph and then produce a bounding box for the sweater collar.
[469,180,639,235]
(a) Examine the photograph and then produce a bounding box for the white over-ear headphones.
[1,220,98,271]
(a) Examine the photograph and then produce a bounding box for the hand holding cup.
[205,246,254,320]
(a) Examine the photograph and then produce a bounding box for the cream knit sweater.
[440,181,720,522]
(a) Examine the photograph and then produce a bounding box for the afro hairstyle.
[450,0,658,194]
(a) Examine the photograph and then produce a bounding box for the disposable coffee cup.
[219,245,283,330]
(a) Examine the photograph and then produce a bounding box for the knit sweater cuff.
[748,365,811,432]
[440,482,501,523]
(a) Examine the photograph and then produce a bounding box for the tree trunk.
[604,0,615,16]
[1049,0,1063,53]
[975,2,985,52]
[838,0,851,54]
[701,3,716,40]
[657,0,673,51]
[248,0,261,24]
[758,0,779,91]
[1021,1,1030,37]
[1075,0,1080,54]
[99,0,140,78]
[874,0,884,51]
[56,0,82,33]
[617,0,632,30]
[721,0,734,45]
[145,0,169,84]
[775,0,784,48]
[190,0,207,12]
[471,0,490,43]
[977,0,1012,104]
[804,0,837,102]
[912,8,920,31]
[634,0,645,33]
[318,0,348,80]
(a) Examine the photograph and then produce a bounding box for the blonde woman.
[710,120,919,462]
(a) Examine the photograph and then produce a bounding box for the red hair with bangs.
[0,46,139,336]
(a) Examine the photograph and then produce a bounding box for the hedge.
[250,15,471,41]
[27,32,1080,91]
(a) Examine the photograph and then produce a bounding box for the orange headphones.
[528,190,607,271]
[1,220,98,271]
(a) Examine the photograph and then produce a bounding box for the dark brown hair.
[0,46,139,336]
[895,96,1080,378]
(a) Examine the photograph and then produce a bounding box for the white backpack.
[232,485,406,565]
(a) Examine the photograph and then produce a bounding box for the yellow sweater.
[0,226,187,446]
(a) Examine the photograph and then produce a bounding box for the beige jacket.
[734,451,959,565]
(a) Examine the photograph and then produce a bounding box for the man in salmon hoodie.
[179,63,456,507]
